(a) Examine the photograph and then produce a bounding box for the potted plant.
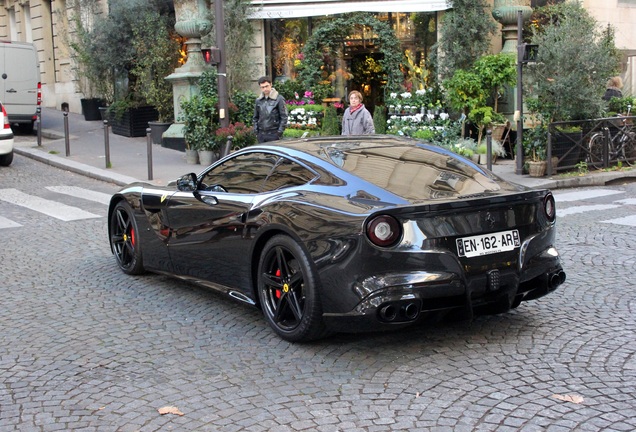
[524,2,621,167]
[131,7,181,144]
[524,125,547,177]
[88,0,176,136]
[215,122,257,153]
[67,0,112,120]
[181,69,219,164]
[443,53,515,148]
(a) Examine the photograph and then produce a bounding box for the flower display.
[287,107,320,130]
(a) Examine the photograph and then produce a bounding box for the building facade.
[0,0,633,114]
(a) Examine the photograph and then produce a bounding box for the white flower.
[390,93,397,99]
[416,89,426,96]
[401,92,412,99]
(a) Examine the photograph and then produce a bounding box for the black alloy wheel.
[110,201,145,275]
[257,235,327,342]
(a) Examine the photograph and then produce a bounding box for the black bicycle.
[587,105,635,170]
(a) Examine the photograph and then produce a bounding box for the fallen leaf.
[158,406,185,416]
[552,394,584,404]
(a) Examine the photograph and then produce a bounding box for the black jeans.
[257,131,280,143]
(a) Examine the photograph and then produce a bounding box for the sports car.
[108,135,565,342]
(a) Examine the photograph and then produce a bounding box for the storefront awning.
[248,0,451,19]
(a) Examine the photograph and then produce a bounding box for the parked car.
[0,101,14,166]
[108,135,565,342]
[0,41,41,133]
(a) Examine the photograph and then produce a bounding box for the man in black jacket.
[253,76,288,143]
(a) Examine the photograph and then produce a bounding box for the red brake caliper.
[130,228,135,247]
[275,269,281,299]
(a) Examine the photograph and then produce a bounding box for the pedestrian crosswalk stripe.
[46,186,111,205]
[558,204,621,217]
[0,188,101,221]
[614,198,636,205]
[554,188,624,203]
[0,215,21,229]
[601,215,636,227]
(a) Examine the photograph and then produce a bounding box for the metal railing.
[547,116,636,175]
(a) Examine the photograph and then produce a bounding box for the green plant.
[131,9,180,122]
[373,106,387,134]
[181,69,219,150]
[66,0,113,102]
[431,0,497,80]
[411,128,435,141]
[230,89,257,126]
[575,160,589,175]
[523,125,548,162]
[524,2,621,122]
[85,0,175,106]
[299,13,405,94]
[607,96,636,115]
[282,129,320,139]
[215,122,256,150]
[321,105,341,136]
[443,53,514,145]
[472,54,516,113]
[204,0,257,92]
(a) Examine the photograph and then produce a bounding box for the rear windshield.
[323,144,503,201]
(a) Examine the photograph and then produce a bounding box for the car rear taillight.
[544,192,556,222]
[1,104,10,130]
[366,215,402,247]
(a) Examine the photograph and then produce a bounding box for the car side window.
[263,157,316,191]
[200,152,279,194]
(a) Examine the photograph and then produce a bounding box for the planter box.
[552,130,583,168]
[80,98,106,121]
[108,106,159,137]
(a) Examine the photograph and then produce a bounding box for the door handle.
[201,196,218,206]
[7,89,17,93]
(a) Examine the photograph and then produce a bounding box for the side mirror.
[176,173,198,192]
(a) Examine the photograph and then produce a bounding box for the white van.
[0,41,41,133]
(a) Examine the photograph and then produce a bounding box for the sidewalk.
[13,107,636,189]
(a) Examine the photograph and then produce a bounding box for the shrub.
[525,2,621,122]
[321,105,341,135]
[373,106,387,134]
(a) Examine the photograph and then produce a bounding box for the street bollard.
[221,135,233,158]
[36,107,42,147]
[63,112,70,156]
[103,120,111,169]
[146,127,153,181]
[486,129,492,171]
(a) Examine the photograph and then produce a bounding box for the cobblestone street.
[1,156,635,431]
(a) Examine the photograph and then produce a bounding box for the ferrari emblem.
[161,194,168,203]
[283,283,289,293]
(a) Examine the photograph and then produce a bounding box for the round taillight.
[544,192,556,222]
[366,215,401,247]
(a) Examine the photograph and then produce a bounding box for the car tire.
[110,200,145,275]
[0,151,13,166]
[257,235,327,342]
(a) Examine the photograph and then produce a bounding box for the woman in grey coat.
[341,90,375,135]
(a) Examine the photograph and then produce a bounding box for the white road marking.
[558,204,621,217]
[0,215,22,229]
[0,188,101,221]
[46,186,111,205]
[614,198,636,205]
[601,215,636,227]
[554,188,624,202]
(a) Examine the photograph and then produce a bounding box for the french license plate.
[456,229,520,258]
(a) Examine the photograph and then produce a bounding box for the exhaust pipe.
[401,302,420,320]
[549,270,567,289]
[379,304,397,322]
